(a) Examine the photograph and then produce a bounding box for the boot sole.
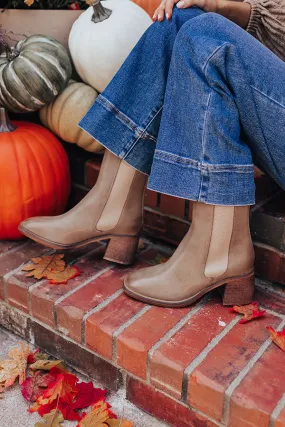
[18,225,139,266]
[123,271,255,307]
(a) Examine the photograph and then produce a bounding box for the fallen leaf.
[267,326,285,351]
[230,302,266,323]
[31,371,78,411]
[72,382,107,410]
[77,400,113,427]
[47,265,81,285]
[28,350,49,365]
[35,409,64,427]
[106,419,133,427]
[22,254,65,280]
[30,360,62,371]
[22,371,57,402]
[0,343,30,388]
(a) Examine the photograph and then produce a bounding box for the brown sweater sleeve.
[243,0,285,61]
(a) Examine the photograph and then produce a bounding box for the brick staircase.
[1,143,285,427]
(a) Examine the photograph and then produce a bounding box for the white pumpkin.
[69,0,152,93]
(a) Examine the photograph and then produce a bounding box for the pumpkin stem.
[91,0,112,23]
[0,107,17,133]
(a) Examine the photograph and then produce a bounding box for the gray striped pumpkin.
[0,35,72,113]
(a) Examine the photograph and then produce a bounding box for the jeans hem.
[78,96,155,175]
[148,153,256,206]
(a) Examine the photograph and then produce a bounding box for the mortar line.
[182,315,240,402]
[0,299,226,427]
[81,288,124,346]
[256,278,285,298]
[0,241,29,259]
[259,306,285,320]
[223,318,285,426]
[270,393,285,427]
[146,295,209,383]
[112,305,152,363]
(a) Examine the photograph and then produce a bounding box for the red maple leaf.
[21,371,57,402]
[230,302,266,323]
[267,326,285,351]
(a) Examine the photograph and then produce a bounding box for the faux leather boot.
[124,202,255,306]
[19,150,147,265]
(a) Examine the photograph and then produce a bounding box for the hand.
[153,0,221,21]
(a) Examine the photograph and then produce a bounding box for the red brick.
[254,243,285,285]
[6,243,101,314]
[126,376,216,427]
[276,407,285,427]
[187,313,281,421]
[160,194,185,218]
[0,241,22,255]
[56,260,147,342]
[0,242,49,301]
[85,157,102,188]
[150,295,235,398]
[117,306,191,379]
[143,209,189,246]
[144,189,158,209]
[229,342,285,427]
[86,293,145,360]
[255,286,285,316]
[30,247,108,327]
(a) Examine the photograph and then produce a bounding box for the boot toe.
[123,265,165,301]
[19,217,57,243]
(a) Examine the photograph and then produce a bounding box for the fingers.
[177,0,194,8]
[165,0,177,19]
[153,1,166,21]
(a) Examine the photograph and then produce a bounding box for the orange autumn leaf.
[47,265,81,285]
[106,419,133,427]
[77,400,113,427]
[267,326,285,351]
[22,254,81,285]
[0,343,30,388]
[230,302,266,323]
[22,254,65,279]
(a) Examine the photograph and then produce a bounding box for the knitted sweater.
[244,0,285,60]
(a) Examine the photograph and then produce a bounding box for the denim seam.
[124,105,163,160]
[154,150,254,173]
[250,85,285,109]
[97,95,158,143]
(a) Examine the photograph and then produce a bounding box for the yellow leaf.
[29,360,62,371]
[0,343,30,388]
[22,254,65,280]
[35,410,64,427]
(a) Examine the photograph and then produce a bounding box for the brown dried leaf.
[22,254,65,280]
[30,360,62,371]
[0,343,30,388]
[35,409,64,427]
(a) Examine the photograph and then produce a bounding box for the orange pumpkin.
[0,108,71,240]
[132,0,161,16]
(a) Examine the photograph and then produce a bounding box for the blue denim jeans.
[79,7,285,206]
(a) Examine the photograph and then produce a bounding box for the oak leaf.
[22,254,65,279]
[22,371,58,402]
[0,343,30,388]
[106,419,133,427]
[35,409,64,427]
[47,265,81,285]
[77,400,113,427]
[30,360,62,371]
[267,326,285,351]
[230,302,266,323]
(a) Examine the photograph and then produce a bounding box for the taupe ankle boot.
[124,202,255,306]
[19,150,147,265]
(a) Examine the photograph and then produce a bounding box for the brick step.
[0,239,285,427]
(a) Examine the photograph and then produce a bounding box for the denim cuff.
[79,96,156,175]
[148,150,256,205]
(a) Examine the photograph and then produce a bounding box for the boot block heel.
[221,272,255,306]
[104,236,139,265]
